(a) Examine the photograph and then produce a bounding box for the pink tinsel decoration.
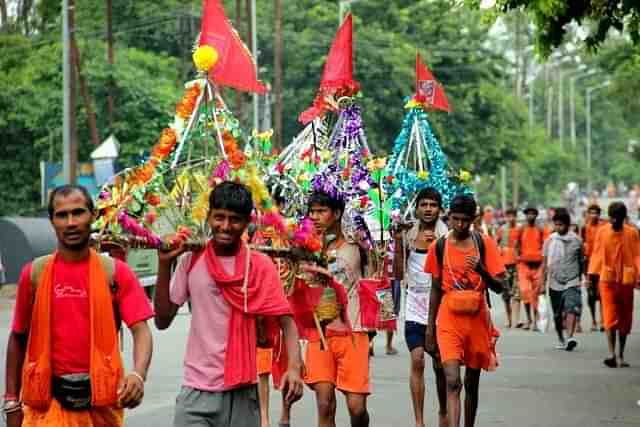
[118,210,162,248]
[261,211,287,236]
[210,159,231,186]
[292,218,314,246]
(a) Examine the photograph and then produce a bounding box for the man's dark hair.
[209,181,254,219]
[553,208,571,226]
[308,191,345,214]
[449,194,477,218]
[587,203,601,214]
[505,207,517,216]
[608,202,627,220]
[415,187,442,208]
[48,185,95,219]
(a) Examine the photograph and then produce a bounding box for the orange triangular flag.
[415,53,451,112]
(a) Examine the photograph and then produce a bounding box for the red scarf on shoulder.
[204,241,291,388]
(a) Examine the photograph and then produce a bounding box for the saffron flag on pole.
[415,53,451,112]
[298,13,360,124]
[199,0,267,94]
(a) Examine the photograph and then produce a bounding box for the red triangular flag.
[199,0,267,94]
[299,14,360,124]
[415,53,451,112]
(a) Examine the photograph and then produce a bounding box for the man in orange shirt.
[588,202,640,368]
[516,207,545,330]
[581,204,606,331]
[496,208,520,328]
[425,194,505,427]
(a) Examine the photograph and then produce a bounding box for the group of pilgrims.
[3,1,639,427]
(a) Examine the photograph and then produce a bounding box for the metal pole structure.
[62,0,77,184]
[339,0,358,25]
[251,0,258,131]
[585,81,610,193]
[570,70,600,149]
[558,70,564,148]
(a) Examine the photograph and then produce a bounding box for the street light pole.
[586,81,610,193]
[570,69,599,149]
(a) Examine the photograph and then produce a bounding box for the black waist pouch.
[52,374,92,410]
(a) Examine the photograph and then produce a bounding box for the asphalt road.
[1,292,640,427]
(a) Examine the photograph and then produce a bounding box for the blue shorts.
[404,321,427,352]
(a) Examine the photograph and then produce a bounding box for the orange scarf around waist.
[21,250,123,409]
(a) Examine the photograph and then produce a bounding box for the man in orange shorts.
[425,194,505,427]
[588,202,640,368]
[496,208,520,328]
[516,207,545,330]
[305,191,370,427]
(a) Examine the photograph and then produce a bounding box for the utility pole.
[63,0,77,184]
[235,0,243,118]
[586,81,610,194]
[106,0,115,127]
[511,10,523,209]
[250,0,258,131]
[558,69,564,149]
[273,0,283,148]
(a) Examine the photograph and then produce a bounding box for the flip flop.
[604,357,618,368]
[515,322,524,329]
[385,348,398,356]
[620,361,630,368]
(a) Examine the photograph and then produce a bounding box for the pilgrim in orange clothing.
[588,202,640,368]
[516,207,545,330]
[581,203,606,331]
[496,208,520,328]
[425,195,505,427]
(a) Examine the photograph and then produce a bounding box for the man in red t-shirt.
[3,185,153,427]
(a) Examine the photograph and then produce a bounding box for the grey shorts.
[174,385,260,427]
[549,287,582,319]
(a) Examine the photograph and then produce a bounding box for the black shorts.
[405,321,427,352]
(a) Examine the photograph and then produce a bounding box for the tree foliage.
[466,0,640,56]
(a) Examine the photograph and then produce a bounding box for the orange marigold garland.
[222,131,246,169]
[176,84,202,119]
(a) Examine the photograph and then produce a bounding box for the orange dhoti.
[22,399,123,427]
[437,297,492,370]
[517,262,542,307]
[257,347,273,376]
[599,282,635,335]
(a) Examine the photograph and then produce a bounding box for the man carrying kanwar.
[3,184,154,427]
[541,208,584,351]
[495,207,520,328]
[304,190,371,427]
[581,203,606,331]
[393,187,449,427]
[588,202,640,368]
[516,206,545,331]
[425,194,505,427]
[154,181,304,427]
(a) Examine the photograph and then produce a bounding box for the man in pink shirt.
[154,182,304,427]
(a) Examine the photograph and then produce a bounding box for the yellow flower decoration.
[193,45,219,72]
[417,170,429,180]
[404,98,422,110]
[191,189,211,223]
[459,169,472,183]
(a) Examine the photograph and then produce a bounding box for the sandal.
[604,357,618,368]
[620,361,630,368]
[385,347,398,356]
